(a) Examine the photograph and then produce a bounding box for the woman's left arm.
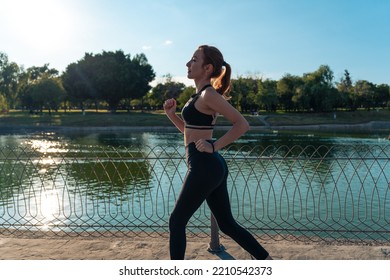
[204,91,250,152]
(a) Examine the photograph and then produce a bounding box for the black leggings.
[169,142,269,260]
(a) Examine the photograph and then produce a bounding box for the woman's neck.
[194,78,212,92]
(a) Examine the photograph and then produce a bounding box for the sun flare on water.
[25,135,69,229]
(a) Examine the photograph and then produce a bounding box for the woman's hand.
[195,139,214,153]
[163,98,177,116]
[163,98,185,133]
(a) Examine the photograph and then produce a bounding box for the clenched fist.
[163,98,177,116]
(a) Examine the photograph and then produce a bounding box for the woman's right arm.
[163,98,185,134]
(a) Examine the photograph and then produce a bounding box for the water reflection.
[66,157,152,198]
[39,189,60,230]
[0,132,160,230]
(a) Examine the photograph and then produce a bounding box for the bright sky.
[1,0,389,86]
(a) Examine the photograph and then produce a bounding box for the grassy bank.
[262,109,390,126]
[0,109,389,128]
[0,110,173,127]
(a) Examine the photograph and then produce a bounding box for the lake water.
[0,128,389,241]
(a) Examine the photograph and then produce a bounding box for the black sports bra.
[181,84,216,130]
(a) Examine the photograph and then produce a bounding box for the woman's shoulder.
[201,86,223,101]
[200,86,231,114]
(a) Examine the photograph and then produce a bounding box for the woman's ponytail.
[213,61,231,99]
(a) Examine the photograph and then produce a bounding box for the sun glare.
[3,0,73,53]
[40,189,60,229]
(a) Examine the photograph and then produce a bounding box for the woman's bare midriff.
[184,128,214,146]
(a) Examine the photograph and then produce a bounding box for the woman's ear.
[204,63,214,76]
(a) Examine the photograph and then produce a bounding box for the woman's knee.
[217,220,241,237]
[168,214,177,229]
[169,212,186,232]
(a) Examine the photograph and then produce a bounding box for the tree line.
[1,50,389,114]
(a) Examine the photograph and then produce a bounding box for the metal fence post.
[208,213,224,253]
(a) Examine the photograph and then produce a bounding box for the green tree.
[230,77,258,112]
[62,61,97,110]
[20,77,65,113]
[292,84,310,111]
[336,70,353,110]
[62,50,155,112]
[0,52,21,109]
[27,64,59,81]
[123,54,155,111]
[130,54,155,100]
[256,79,278,112]
[353,80,376,110]
[300,65,337,112]
[147,75,186,109]
[18,64,61,111]
[277,74,303,112]
[177,86,195,108]
[374,84,390,109]
[0,94,7,112]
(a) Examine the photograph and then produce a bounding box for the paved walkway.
[1,235,390,260]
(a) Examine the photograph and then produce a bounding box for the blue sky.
[1,0,389,86]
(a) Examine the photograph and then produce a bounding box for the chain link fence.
[0,144,389,244]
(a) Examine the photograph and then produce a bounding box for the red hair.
[198,45,231,99]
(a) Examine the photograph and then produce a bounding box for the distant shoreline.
[256,120,390,133]
[1,120,389,135]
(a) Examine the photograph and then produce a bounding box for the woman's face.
[186,49,210,80]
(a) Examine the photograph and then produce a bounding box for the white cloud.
[142,40,171,51]
[150,76,192,87]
